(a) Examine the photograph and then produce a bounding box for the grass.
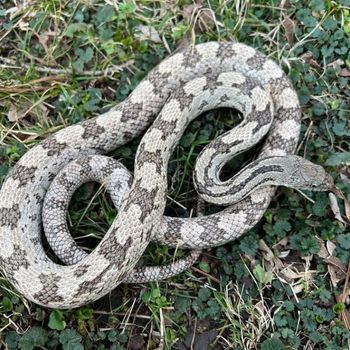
[1,0,350,349]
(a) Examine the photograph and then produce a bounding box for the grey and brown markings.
[0,41,338,308]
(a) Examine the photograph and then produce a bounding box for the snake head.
[289,156,334,192]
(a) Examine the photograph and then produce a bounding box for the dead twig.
[191,266,220,284]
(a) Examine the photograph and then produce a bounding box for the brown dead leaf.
[279,266,310,281]
[325,256,347,288]
[274,257,286,271]
[254,300,265,315]
[282,17,295,45]
[7,1,33,20]
[329,58,344,71]
[326,256,347,273]
[182,2,215,33]
[259,240,285,274]
[272,238,290,261]
[327,241,337,256]
[301,51,321,68]
[273,237,289,248]
[259,239,274,261]
[278,266,314,295]
[183,3,200,21]
[340,68,350,77]
[315,236,329,259]
[182,1,204,22]
[7,101,49,123]
[7,104,27,122]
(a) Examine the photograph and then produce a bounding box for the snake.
[0,41,335,309]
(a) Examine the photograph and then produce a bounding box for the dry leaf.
[264,259,275,273]
[277,268,311,295]
[183,3,201,22]
[259,239,274,261]
[274,237,289,248]
[7,104,27,122]
[278,250,290,259]
[326,256,347,272]
[329,192,347,224]
[329,58,344,70]
[301,51,321,68]
[345,198,350,221]
[325,256,346,287]
[134,25,162,43]
[183,1,205,22]
[340,68,350,77]
[197,9,216,31]
[266,256,285,274]
[282,17,295,45]
[291,283,305,295]
[327,241,337,256]
[254,300,267,317]
[279,266,305,280]
[259,240,285,273]
[329,265,345,288]
[7,102,49,123]
[273,257,285,271]
[315,236,329,259]
[183,2,216,33]
[8,0,33,17]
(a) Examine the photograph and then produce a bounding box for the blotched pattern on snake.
[0,42,333,308]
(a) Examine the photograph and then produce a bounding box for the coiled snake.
[0,42,334,308]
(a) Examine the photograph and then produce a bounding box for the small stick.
[93,310,152,320]
[191,266,220,284]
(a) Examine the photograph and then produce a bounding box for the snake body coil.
[0,42,332,308]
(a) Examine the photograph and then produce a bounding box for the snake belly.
[0,42,300,308]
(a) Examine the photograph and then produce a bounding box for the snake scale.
[0,41,334,308]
